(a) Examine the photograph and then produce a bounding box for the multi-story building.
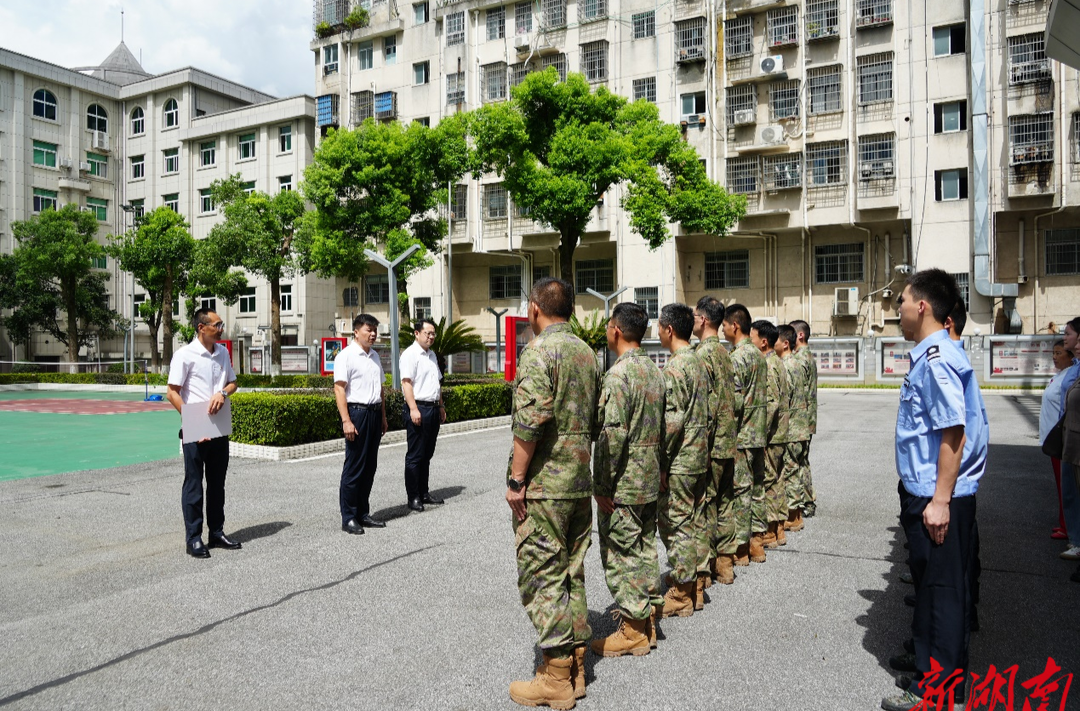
[1,43,323,371]
[310,0,1080,377]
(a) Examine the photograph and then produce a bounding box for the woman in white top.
[1041,340,1074,540]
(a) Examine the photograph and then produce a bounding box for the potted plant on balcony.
[344,7,369,30]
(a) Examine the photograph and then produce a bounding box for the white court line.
[288,424,511,463]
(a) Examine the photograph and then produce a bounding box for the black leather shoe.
[903,593,916,607]
[421,494,444,505]
[342,519,365,535]
[360,515,386,528]
[408,498,425,512]
[208,533,242,550]
[186,540,210,558]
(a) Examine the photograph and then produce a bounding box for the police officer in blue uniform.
[882,270,988,711]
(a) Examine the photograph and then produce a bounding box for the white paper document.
[181,399,232,444]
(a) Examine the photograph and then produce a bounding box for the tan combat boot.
[649,605,662,648]
[660,580,696,618]
[571,645,586,699]
[734,542,750,566]
[764,521,781,549]
[775,522,787,546]
[786,508,804,532]
[509,654,576,710]
[713,554,735,585]
[590,610,651,657]
[749,533,767,563]
[694,573,708,610]
[702,561,714,589]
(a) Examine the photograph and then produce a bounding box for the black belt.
[348,402,382,411]
[415,400,441,407]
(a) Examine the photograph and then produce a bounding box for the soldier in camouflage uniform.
[507,278,600,710]
[777,324,807,541]
[692,296,738,586]
[750,320,792,549]
[590,302,665,657]
[657,303,710,618]
[789,319,818,525]
[721,304,768,566]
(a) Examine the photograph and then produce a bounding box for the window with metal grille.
[374,92,397,121]
[1074,114,1080,162]
[725,16,753,58]
[767,6,799,48]
[352,90,374,123]
[675,18,706,62]
[343,287,359,307]
[949,272,970,308]
[705,251,750,289]
[1008,33,1051,85]
[316,94,339,126]
[542,53,567,81]
[510,62,532,87]
[1046,228,1080,275]
[487,6,505,40]
[447,72,466,105]
[485,183,508,219]
[726,156,760,195]
[855,0,892,27]
[575,259,614,294]
[857,53,893,105]
[805,0,839,40]
[579,0,605,21]
[414,297,432,320]
[490,265,522,299]
[446,11,465,45]
[633,11,655,39]
[541,0,566,28]
[857,133,895,179]
[516,1,532,33]
[1009,114,1054,164]
[769,80,800,121]
[807,65,842,114]
[815,243,864,283]
[451,184,468,220]
[633,77,657,103]
[806,141,847,187]
[533,266,551,282]
[726,84,756,124]
[934,100,968,133]
[366,274,390,304]
[580,41,608,82]
[484,63,508,102]
[764,153,802,190]
[635,287,659,319]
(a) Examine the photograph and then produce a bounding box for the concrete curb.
[228,414,511,461]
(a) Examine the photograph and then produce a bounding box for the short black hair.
[413,318,437,333]
[611,302,648,343]
[777,324,796,350]
[353,313,379,331]
[1067,317,1080,335]
[1054,339,1065,349]
[695,296,725,328]
[192,307,216,332]
[751,319,778,348]
[905,269,962,325]
[660,303,695,341]
[530,277,574,319]
[723,303,752,336]
[948,299,967,337]
[790,319,810,343]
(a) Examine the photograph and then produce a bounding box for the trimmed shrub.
[442,382,512,423]
[11,363,41,374]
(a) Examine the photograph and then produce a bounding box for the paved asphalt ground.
[0,390,1077,710]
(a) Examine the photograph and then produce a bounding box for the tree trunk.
[162,268,175,372]
[63,276,79,371]
[558,230,581,293]
[146,309,162,372]
[270,277,282,377]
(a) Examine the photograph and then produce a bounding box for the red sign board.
[216,339,234,367]
[504,316,532,382]
[321,337,348,376]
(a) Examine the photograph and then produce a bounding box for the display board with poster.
[987,336,1058,379]
[249,348,263,374]
[281,347,309,373]
[320,337,347,376]
[810,338,861,378]
[879,338,914,378]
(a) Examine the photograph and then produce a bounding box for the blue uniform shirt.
[895,329,988,498]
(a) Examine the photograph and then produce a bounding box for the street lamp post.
[485,307,509,373]
[363,244,420,389]
[585,286,628,369]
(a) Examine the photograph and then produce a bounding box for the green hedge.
[0,372,168,386]
[442,383,512,422]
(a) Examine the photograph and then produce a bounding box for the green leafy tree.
[569,311,608,352]
[468,70,746,290]
[2,205,122,365]
[300,117,469,321]
[107,207,195,370]
[206,175,308,374]
[399,316,486,373]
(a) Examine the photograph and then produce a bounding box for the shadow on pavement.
[232,521,292,543]
[369,485,466,522]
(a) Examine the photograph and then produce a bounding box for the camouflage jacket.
[510,322,601,499]
[593,347,665,505]
[730,337,768,450]
[695,336,738,461]
[783,352,812,442]
[764,351,792,444]
[796,346,819,435]
[661,345,710,475]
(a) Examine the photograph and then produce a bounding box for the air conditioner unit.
[92,130,109,151]
[79,161,92,172]
[759,55,785,75]
[732,109,756,126]
[860,161,874,179]
[880,160,894,176]
[514,35,530,51]
[338,319,353,335]
[377,323,391,336]
[60,157,74,169]
[252,331,265,346]
[833,287,859,317]
[758,124,784,144]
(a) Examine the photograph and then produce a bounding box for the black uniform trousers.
[181,435,230,544]
[340,403,382,524]
[898,481,977,702]
[404,401,441,500]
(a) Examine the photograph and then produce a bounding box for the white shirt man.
[400,319,445,512]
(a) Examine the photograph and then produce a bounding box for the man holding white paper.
[166,308,239,559]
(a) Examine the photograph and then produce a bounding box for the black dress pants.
[181,435,230,543]
[340,404,382,524]
[404,402,441,500]
[899,483,977,702]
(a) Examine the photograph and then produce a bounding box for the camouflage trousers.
[783,441,808,510]
[715,450,759,554]
[744,448,768,535]
[700,458,733,567]
[513,497,593,654]
[765,443,788,523]
[803,437,817,510]
[597,501,662,619]
[658,469,706,584]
